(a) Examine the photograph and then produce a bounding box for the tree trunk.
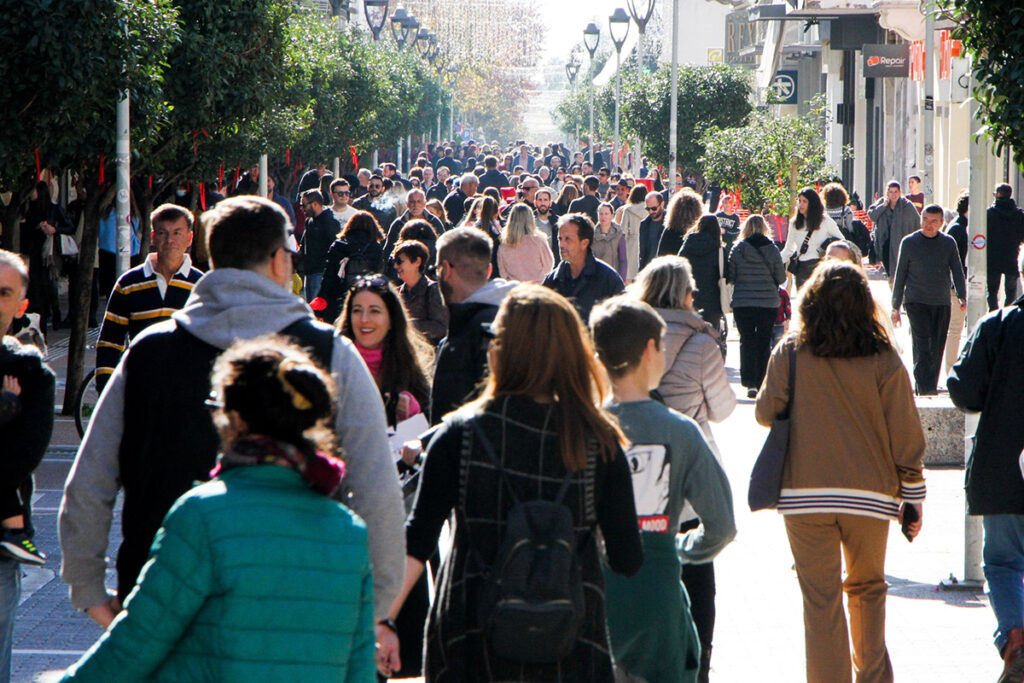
[138,183,154,256]
[1,173,35,252]
[62,178,104,415]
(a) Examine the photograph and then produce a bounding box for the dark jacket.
[425,182,449,203]
[477,169,510,193]
[435,156,463,176]
[385,211,445,261]
[542,251,625,321]
[430,279,517,423]
[0,338,54,527]
[351,193,397,233]
[443,189,471,227]
[948,297,1024,514]
[638,216,664,271]
[656,227,684,258]
[316,235,385,323]
[946,214,969,272]
[679,231,724,320]
[986,197,1024,273]
[727,233,785,309]
[301,209,341,276]
[869,195,920,273]
[400,276,448,344]
[568,194,601,223]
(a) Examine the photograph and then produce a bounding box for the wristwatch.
[377,617,398,634]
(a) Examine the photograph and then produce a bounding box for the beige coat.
[618,202,648,282]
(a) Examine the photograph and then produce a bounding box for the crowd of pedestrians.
[1,135,1024,682]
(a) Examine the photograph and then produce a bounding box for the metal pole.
[589,57,596,166]
[259,154,268,198]
[407,134,412,174]
[397,137,403,175]
[450,89,455,142]
[614,51,622,174]
[372,149,379,170]
[634,30,644,176]
[333,157,340,178]
[115,91,131,278]
[962,91,988,585]
[668,0,679,190]
[923,13,935,204]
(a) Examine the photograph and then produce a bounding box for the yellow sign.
[708,48,724,64]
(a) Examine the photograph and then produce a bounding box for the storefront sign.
[725,11,764,66]
[863,44,910,78]
[770,70,798,105]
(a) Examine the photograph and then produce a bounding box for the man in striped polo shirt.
[95,204,203,391]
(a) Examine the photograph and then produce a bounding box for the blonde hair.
[501,203,540,248]
[740,214,771,240]
[628,255,695,311]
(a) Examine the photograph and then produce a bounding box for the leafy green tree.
[607,64,752,172]
[554,82,610,148]
[699,95,841,214]
[938,0,1024,163]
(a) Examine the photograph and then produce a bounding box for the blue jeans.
[983,515,1024,653]
[0,558,20,683]
[304,273,323,303]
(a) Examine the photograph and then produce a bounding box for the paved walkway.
[13,282,1006,682]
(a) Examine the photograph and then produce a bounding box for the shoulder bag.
[787,230,813,275]
[748,343,797,511]
[717,247,732,314]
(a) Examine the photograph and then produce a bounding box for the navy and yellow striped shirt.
[96,255,204,386]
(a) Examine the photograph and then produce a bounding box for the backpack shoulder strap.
[469,416,521,505]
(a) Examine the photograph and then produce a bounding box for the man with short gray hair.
[443,173,479,227]
[385,188,445,259]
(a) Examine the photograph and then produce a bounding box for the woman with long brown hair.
[382,284,642,682]
[311,210,385,324]
[657,187,703,257]
[756,261,924,682]
[780,187,845,288]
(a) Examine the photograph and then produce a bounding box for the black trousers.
[904,302,951,395]
[987,269,1020,311]
[733,306,778,389]
[679,519,716,651]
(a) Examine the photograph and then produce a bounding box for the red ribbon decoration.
[285,149,291,166]
[199,182,206,211]
[351,145,358,167]
[218,164,224,189]
[192,129,209,156]
[34,149,40,183]
[148,175,153,190]
[233,163,241,189]
[98,155,105,185]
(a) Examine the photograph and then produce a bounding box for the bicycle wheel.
[75,369,100,438]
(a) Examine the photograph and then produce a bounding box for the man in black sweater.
[891,204,966,394]
[568,176,601,223]
[986,183,1024,310]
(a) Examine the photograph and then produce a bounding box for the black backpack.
[340,240,377,291]
[468,419,585,664]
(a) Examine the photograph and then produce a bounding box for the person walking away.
[568,175,601,223]
[948,293,1024,683]
[639,192,667,272]
[0,250,55,683]
[591,202,627,281]
[944,193,970,374]
[657,188,702,259]
[542,214,624,322]
[618,185,648,282]
[59,197,404,658]
[310,211,385,324]
[756,261,925,683]
[382,284,643,681]
[591,297,736,683]
[497,203,554,283]
[728,215,786,398]
[780,188,845,290]
[869,181,920,280]
[61,338,375,682]
[626,257,736,680]
[393,240,448,344]
[95,204,203,392]
[890,204,966,395]
[985,183,1024,311]
[299,189,342,302]
[679,214,726,328]
[430,227,517,423]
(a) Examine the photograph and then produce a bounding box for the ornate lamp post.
[583,22,601,166]
[363,0,389,41]
[390,8,416,50]
[627,0,656,174]
[565,51,582,151]
[329,0,350,21]
[609,8,631,173]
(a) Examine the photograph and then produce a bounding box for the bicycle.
[74,368,101,438]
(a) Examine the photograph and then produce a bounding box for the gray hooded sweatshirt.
[60,269,405,618]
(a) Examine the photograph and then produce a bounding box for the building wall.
[662,0,733,65]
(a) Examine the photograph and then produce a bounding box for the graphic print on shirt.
[626,443,671,533]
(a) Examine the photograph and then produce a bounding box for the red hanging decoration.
[148,175,153,190]
[218,164,224,189]
[285,149,291,166]
[98,155,105,185]
[199,182,207,211]
[34,149,40,182]
[350,145,359,167]
[192,129,209,156]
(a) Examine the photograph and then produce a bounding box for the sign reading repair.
[864,44,910,78]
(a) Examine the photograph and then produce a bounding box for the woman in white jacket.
[627,254,736,682]
[780,187,845,290]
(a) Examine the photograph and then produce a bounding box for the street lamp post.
[329,0,350,23]
[363,0,390,41]
[668,0,679,194]
[565,51,581,151]
[583,23,600,167]
[609,8,631,174]
[626,0,656,175]
[390,8,416,50]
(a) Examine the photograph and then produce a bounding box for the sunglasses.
[334,190,350,197]
[351,274,389,291]
[646,206,660,212]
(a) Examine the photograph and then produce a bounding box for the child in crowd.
[590,296,737,683]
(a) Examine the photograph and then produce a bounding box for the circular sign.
[971,234,987,249]
[117,189,130,204]
[770,74,795,101]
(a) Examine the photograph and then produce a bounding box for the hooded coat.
[986,196,1024,273]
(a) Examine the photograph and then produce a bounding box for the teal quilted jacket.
[62,465,375,682]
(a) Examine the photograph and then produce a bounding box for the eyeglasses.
[351,274,389,291]
[646,206,660,212]
[334,190,350,197]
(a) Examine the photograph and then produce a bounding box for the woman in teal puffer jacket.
[62,337,376,683]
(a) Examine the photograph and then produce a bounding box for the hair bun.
[279,362,331,420]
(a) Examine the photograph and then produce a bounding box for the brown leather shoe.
[999,628,1024,683]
